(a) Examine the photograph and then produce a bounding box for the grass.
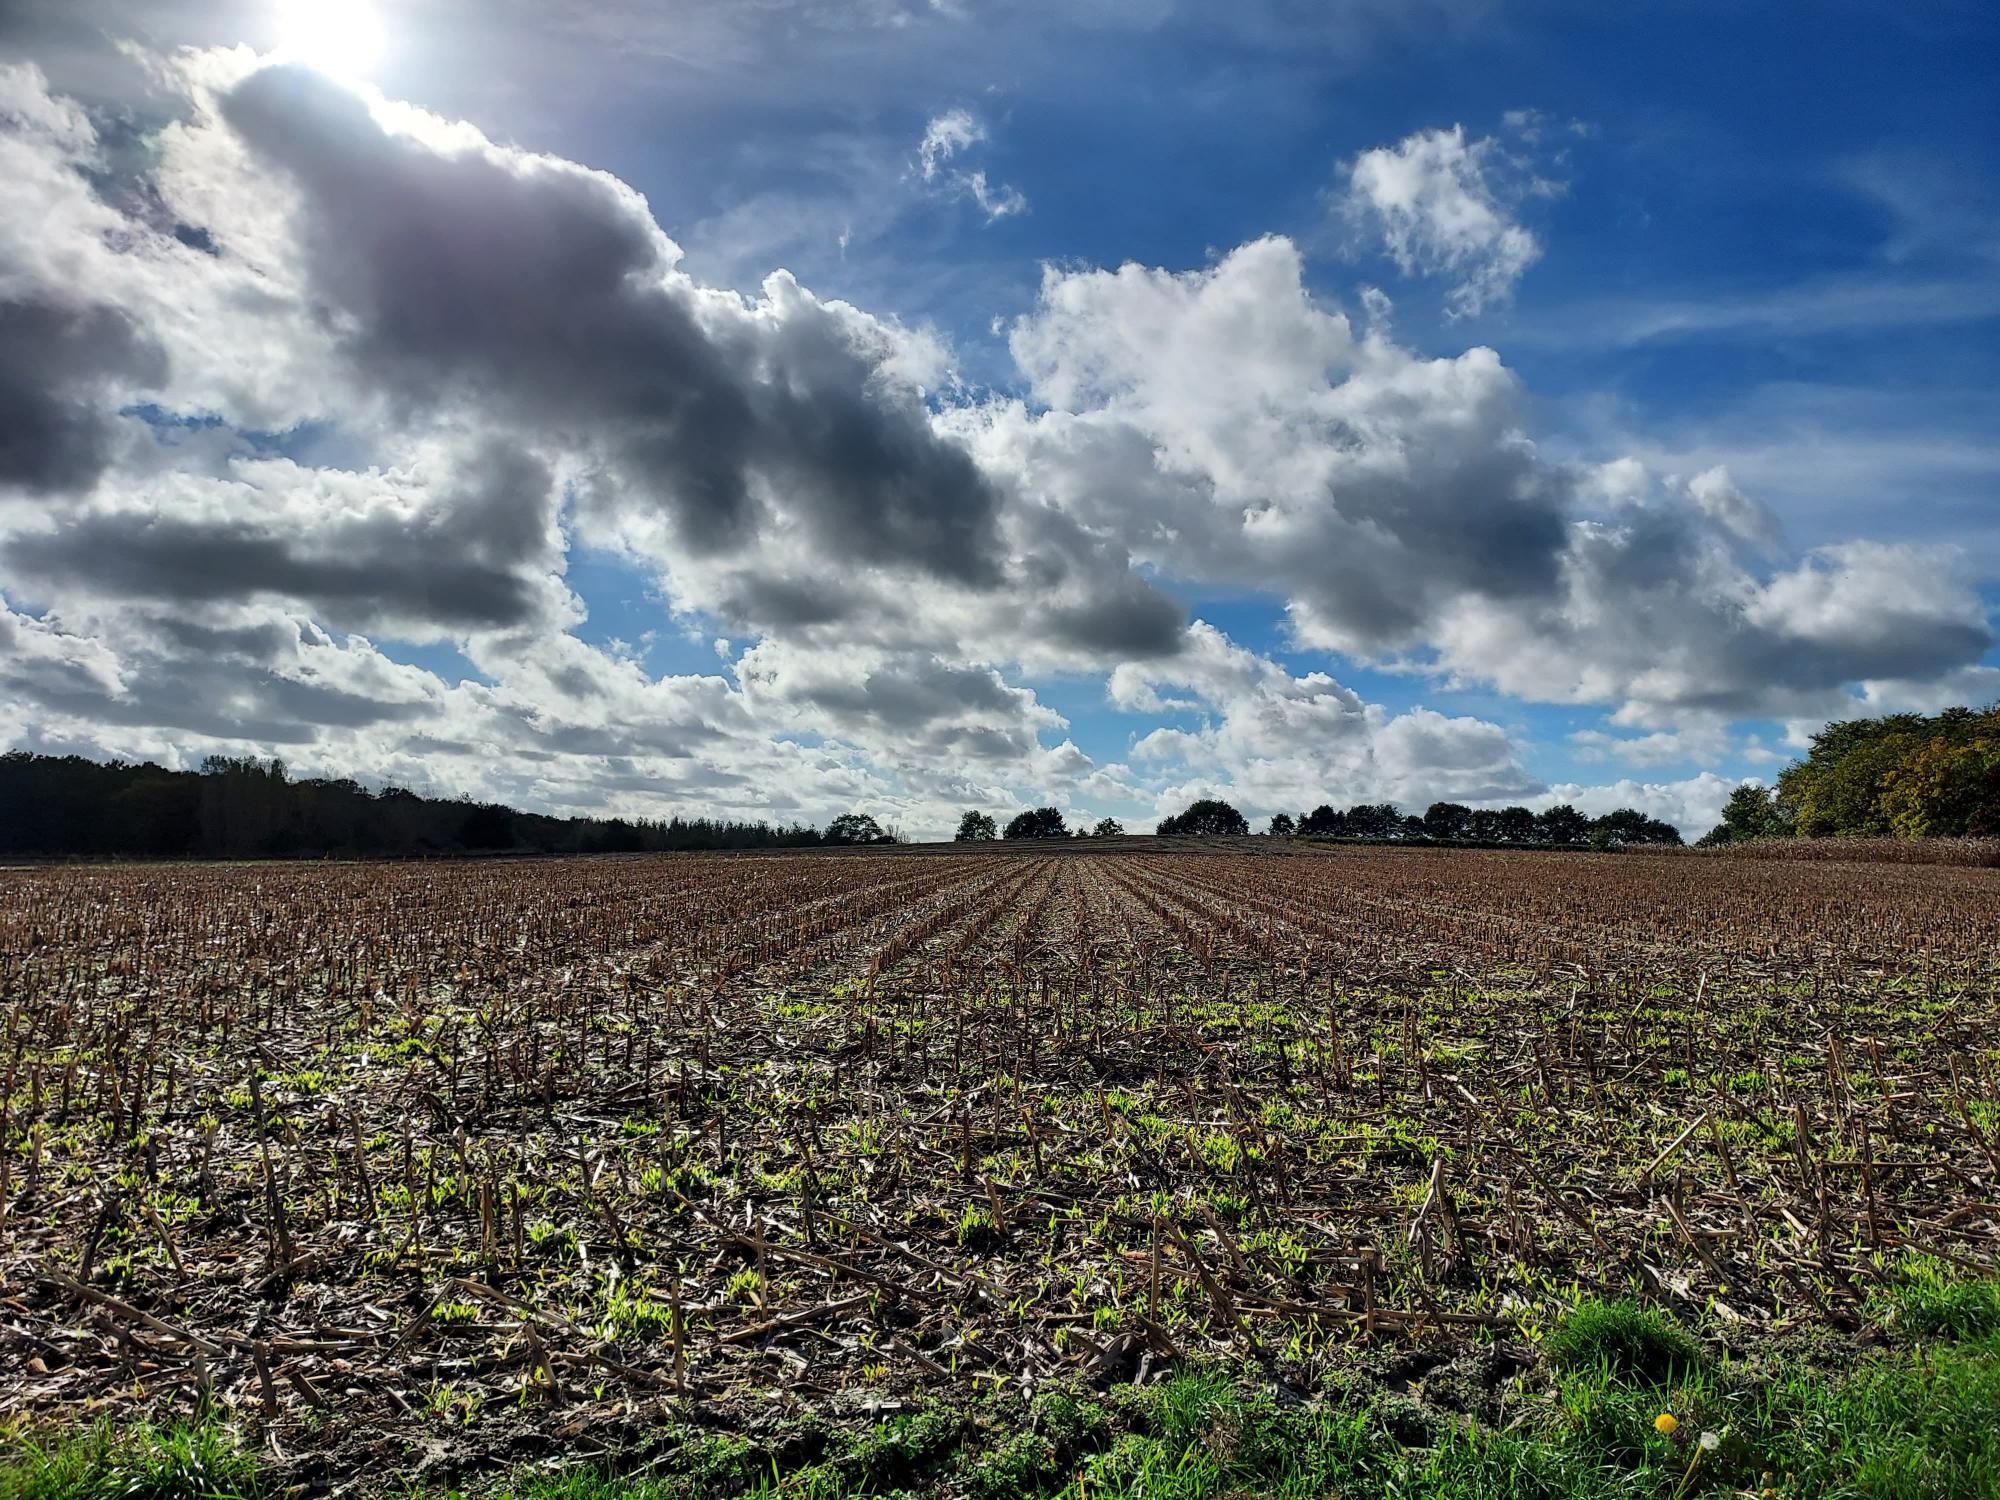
[7,1277,2000,1500]
[1542,1297,1705,1382]
[0,1420,264,1500]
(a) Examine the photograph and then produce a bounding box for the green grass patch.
[1871,1255,2000,1341]
[1542,1297,1705,1382]
[9,1278,2000,1500]
[0,1420,263,1500]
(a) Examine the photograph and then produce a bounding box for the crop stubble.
[1,843,1996,1465]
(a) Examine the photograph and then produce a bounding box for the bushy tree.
[1422,802,1472,839]
[1495,805,1538,842]
[1090,817,1125,837]
[1778,715,1926,837]
[1535,803,1591,844]
[825,812,893,844]
[1298,804,1346,836]
[1878,737,2000,837]
[1157,798,1249,837]
[1005,806,1070,839]
[1267,812,1295,836]
[1699,783,1788,846]
[1588,808,1683,846]
[1770,706,2000,840]
[954,810,998,842]
[1344,803,1402,838]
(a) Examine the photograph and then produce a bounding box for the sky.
[1,0,1995,840]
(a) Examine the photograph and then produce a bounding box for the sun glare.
[273,0,386,81]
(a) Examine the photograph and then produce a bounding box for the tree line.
[954,808,1124,841]
[954,795,1681,846]
[0,752,898,859]
[1700,705,2000,846]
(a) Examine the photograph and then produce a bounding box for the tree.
[826,812,891,845]
[1878,737,2000,837]
[1268,812,1295,836]
[1465,808,1504,842]
[1535,803,1590,844]
[1495,805,1538,843]
[1090,817,1125,837]
[1763,705,2000,840]
[954,810,998,842]
[1777,715,1926,837]
[1701,783,1788,846]
[1298,804,1347,836]
[458,803,517,850]
[1421,802,1471,840]
[1157,798,1249,837]
[1588,808,1683,847]
[1005,806,1070,839]
[1344,803,1401,838]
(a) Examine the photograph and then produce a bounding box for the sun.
[272,0,386,81]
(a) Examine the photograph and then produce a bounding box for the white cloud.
[0,56,1989,843]
[914,107,1026,221]
[918,107,982,179]
[1682,464,1782,550]
[1109,621,1540,819]
[1537,772,1745,838]
[1340,122,1548,316]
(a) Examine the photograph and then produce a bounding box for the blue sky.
[0,0,1995,836]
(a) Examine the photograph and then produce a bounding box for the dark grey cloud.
[790,656,1022,729]
[1045,575,1187,656]
[3,639,430,743]
[218,64,1005,585]
[7,439,559,633]
[0,297,164,494]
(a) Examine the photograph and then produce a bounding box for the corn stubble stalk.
[0,843,1994,1450]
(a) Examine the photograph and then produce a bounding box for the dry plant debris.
[1,843,1996,1475]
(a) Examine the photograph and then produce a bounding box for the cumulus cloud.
[964,236,1993,727]
[1682,464,1782,550]
[9,440,569,636]
[1109,622,1541,818]
[1340,121,1552,316]
[0,51,1988,840]
[1537,772,1746,837]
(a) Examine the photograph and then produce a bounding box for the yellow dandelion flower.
[1654,1412,1678,1435]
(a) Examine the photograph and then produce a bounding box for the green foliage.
[1005,806,1071,840]
[1156,799,1249,838]
[0,749,837,858]
[1776,705,2000,840]
[1584,808,1683,847]
[954,810,998,842]
[1543,1298,1704,1382]
[956,1204,1003,1249]
[965,1393,1109,1498]
[841,1409,964,1491]
[1701,782,1790,846]
[825,812,897,845]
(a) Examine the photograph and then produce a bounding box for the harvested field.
[2,843,1998,1481]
